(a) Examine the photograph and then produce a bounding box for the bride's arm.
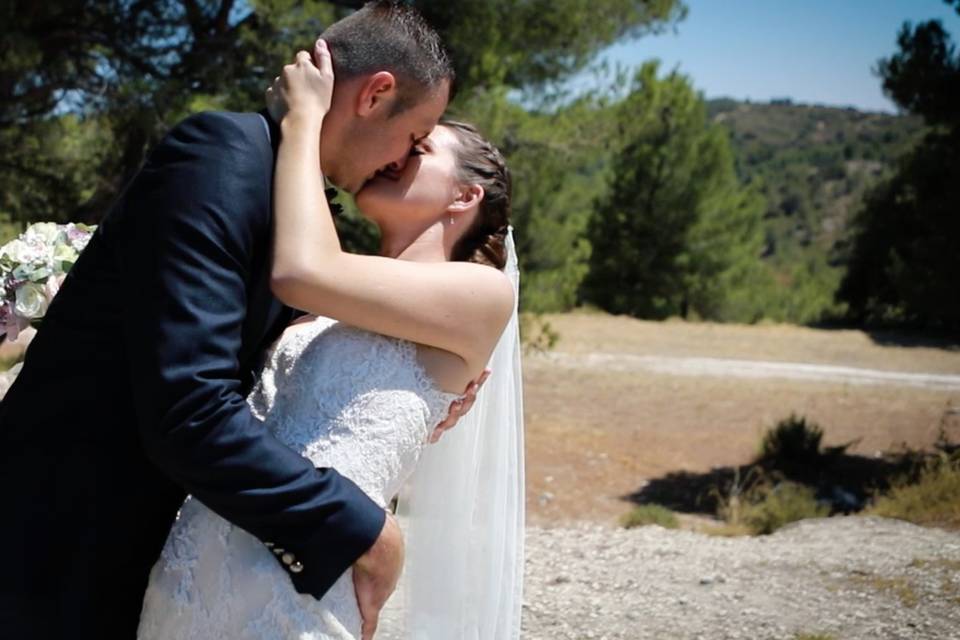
[269,46,513,370]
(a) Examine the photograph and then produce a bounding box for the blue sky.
[588,0,960,113]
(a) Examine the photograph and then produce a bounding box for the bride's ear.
[448,183,484,214]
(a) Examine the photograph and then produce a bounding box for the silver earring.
[449,216,454,225]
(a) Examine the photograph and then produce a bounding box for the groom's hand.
[353,512,404,640]
[429,368,491,443]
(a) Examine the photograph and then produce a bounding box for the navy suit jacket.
[0,111,384,638]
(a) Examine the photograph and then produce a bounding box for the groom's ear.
[355,71,398,117]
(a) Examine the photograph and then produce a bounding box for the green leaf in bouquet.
[13,265,52,282]
[53,243,79,264]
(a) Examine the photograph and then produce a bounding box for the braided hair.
[442,119,511,270]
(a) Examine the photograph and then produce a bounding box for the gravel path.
[542,352,960,391]
[521,516,960,640]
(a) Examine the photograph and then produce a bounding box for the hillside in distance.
[707,98,924,267]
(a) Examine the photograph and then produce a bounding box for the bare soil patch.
[523,313,960,525]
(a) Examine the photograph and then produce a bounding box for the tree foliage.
[707,99,923,324]
[1,0,349,226]
[1,0,685,280]
[838,5,960,330]
[8,1,953,329]
[582,62,765,321]
[416,0,685,91]
[450,87,616,311]
[877,2,960,129]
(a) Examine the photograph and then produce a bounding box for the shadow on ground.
[865,329,960,350]
[623,448,933,516]
[809,320,960,350]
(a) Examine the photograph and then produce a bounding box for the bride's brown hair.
[442,120,512,270]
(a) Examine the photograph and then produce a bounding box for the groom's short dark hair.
[323,1,455,115]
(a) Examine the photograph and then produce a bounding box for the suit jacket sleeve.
[115,111,384,599]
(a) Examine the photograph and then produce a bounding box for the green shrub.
[519,313,560,354]
[621,504,679,529]
[738,481,829,535]
[759,414,823,463]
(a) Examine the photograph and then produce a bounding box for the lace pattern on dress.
[138,318,460,640]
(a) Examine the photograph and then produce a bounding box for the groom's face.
[326,79,450,195]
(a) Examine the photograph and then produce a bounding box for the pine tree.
[583,62,766,321]
[837,5,960,330]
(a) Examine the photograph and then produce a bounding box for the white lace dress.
[137,317,460,639]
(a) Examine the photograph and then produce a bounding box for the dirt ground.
[6,314,958,529]
[523,312,960,526]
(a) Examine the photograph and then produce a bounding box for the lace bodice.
[138,317,460,639]
[250,317,459,506]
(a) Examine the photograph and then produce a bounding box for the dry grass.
[867,458,960,529]
[719,480,829,535]
[542,310,960,373]
[620,504,679,529]
[846,572,920,608]
[700,522,754,537]
[908,557,960,572]
[908,558,960,606]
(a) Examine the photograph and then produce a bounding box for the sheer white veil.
[394,227,524,639]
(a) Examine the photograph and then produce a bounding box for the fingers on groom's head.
[313,39,333,75]
[314,38,330,60]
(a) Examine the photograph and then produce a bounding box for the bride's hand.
[265,38,334,125]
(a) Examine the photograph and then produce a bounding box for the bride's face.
[354,125,462,228]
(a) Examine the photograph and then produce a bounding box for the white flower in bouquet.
[1,238,42,267]
[65,223,93,252]
[14,282,48,320]
[24,222,62,245]
[0,222,96,342]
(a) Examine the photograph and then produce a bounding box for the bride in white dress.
[137,43,524,639]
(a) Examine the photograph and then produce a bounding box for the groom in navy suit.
[0,3,464,638]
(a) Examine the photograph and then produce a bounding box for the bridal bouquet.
[0,222,95,341]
